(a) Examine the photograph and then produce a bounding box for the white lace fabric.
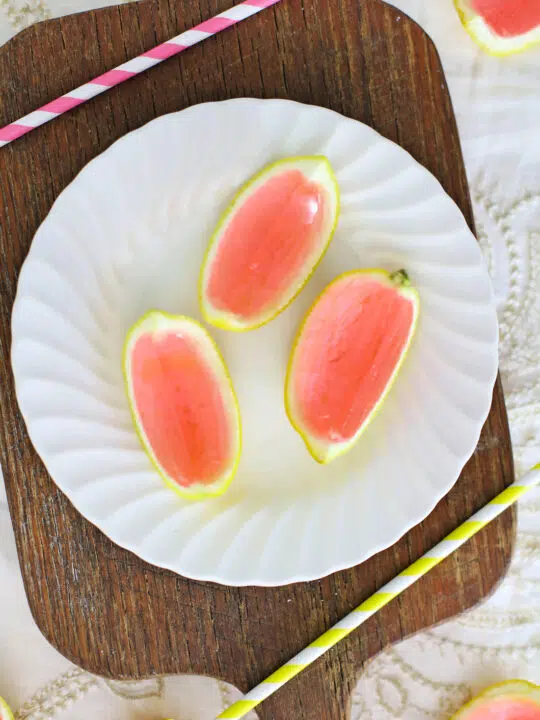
[1,1,539,717]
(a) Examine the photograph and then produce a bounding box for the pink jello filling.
[463,696,540,720]
[207,169,327,320]
[293,276,413,444]
[131,333,231,486]
[471,0,540,38]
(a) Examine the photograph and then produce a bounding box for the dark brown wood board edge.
[0,0,515,717]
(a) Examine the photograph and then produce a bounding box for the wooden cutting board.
[0,0,515,717]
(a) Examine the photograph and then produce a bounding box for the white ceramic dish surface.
[11,99,498,586]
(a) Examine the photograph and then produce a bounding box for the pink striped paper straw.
[0,0,280,147]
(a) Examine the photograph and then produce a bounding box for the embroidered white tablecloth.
[1,1,539,718]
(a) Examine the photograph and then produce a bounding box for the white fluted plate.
[11,99,498,586]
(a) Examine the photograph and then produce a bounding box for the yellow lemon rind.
[0,697,14,720]
[285,269,420,465]
[123,310,242,500]
[454,0,540,56]
[450,679,540,718]
[199,155,340,332]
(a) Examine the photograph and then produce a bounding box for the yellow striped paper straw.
[218,464,540,719]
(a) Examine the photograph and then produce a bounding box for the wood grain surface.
[0,0,515,717]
